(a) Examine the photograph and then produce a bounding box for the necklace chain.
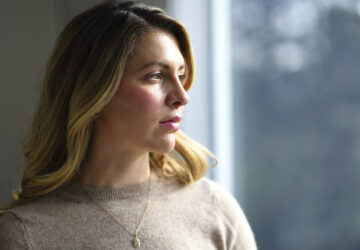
[82,170,152,248]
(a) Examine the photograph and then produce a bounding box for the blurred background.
[231,1,360,249]
[1,0,360,249]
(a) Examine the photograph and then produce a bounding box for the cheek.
[129,89,163,111]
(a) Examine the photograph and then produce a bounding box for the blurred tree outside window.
[232,0,360,249]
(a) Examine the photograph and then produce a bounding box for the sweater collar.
[56,173,184,201]
[80,176,152,201]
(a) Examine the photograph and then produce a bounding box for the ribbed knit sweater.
[0,174,257,250]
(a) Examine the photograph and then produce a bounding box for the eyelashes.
[178,73,187,82]
[149,72,164,81]
[148,71,187,85]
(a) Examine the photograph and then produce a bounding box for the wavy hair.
[0,1,216,216]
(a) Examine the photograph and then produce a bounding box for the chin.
[151,135,176,154]
[154,144,175,154]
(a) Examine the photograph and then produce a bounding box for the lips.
[159,116,182,131]
[160,116,182,123]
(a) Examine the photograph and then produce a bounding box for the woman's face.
[95,30,189,154]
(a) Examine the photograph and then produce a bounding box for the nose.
[166,76,190,109]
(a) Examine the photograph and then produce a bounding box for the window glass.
[232,1,360,249]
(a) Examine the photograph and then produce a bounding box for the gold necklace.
[82,170,152,249]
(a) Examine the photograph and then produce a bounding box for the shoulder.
[192,177,244,216]
[193,178,243,220]
[1,187,87,228]
[0,188,86,249]
[0,211,32,249]
[202,178,245,215]
[2,192,61,221]
[194,178,257,250]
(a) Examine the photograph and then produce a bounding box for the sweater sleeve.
[0,211,32,250]
[208,180,257,250]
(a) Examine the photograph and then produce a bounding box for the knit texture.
[0,174,257,250]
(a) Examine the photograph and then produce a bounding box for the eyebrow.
[139,61,185,71]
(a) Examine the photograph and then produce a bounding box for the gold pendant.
[133,235,141,248]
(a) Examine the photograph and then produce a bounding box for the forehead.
[127,30,185,68]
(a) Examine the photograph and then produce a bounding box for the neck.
[76,136,151,188]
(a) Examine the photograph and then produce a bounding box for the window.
[232,0,360,248]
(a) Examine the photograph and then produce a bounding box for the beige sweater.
[0,174,257,250]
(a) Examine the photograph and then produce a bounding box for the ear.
[93,106,104,119]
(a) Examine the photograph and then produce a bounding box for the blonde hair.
[0,1,216,215]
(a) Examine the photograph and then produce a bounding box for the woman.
[0,1,256,249]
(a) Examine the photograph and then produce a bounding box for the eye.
[178,73,187,83]
[149,72,164,81]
